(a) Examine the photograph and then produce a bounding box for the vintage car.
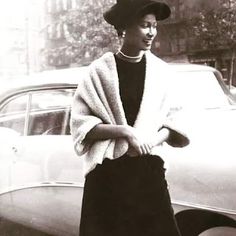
[0,64,236,236]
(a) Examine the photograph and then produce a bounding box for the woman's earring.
[122,31,126,38]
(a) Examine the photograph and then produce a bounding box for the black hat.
[103,0,171,29]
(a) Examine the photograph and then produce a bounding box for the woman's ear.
[116,28,126,38]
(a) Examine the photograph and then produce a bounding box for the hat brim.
[104,1,171,28]
[138,2,171,20]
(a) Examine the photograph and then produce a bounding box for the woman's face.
[123,13,158,53]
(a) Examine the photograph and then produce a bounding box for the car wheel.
[175,209,236,236]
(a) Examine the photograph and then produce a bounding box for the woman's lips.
[143,39,152,46]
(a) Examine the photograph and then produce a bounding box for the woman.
[70,0,189,235]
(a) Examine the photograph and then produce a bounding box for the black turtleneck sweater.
[114,55,146,126]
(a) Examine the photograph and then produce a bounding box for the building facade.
[0,0,45,79]
[43,0,236,86]
[154,0,236,86]
[42,0,84,69]
[42,0,117,69]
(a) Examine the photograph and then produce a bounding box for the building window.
[170,6,176,19]
[71,0,77,9]
[67,0,72,9]
[19,53,26,64]
[48,55,54,65]
[56,23,63,39]
[179,38,186,52]
[179,1,185,18]
[171,40,178,53]
[179,29,187,52]
[56,0,62,12]
[47,0,52,13]
[63,23,69,37]
[62,0,67,10]
[220,60,231,83]
[170,32,178,53]
[47,25,54,39]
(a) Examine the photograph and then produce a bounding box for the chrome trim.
[172,200,236,216]
[0,85,76,111]
[24,93,32,136]
[0,181,84,196]
[1,183,236,219]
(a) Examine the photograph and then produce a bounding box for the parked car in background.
[0,64,236,236]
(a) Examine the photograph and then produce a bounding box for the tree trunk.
[229,48,235,88]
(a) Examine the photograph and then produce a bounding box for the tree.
[45,0,121,67]
[190,0,236,87]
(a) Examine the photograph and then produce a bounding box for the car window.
[170,71,230,110]
[0,95,28,115]
[30,89,74,111]
[0,94,28,135]
[0,89,75,136]
[28,89,75,135]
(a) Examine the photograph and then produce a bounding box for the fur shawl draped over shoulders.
[70,51,189,175]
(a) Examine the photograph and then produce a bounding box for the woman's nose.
[147,27,155,38]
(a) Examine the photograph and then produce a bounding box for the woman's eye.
[140,23,149,28]
[140,23,158,28]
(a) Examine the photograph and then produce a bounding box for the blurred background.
[0,0,235,86]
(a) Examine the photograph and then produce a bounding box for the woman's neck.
[116,47,144,63]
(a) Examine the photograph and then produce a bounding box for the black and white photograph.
[0,0,236,235]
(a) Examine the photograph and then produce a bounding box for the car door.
[0,88,83,236]
[160,69,236,235]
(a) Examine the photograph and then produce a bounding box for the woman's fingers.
[125,126,155,156]
[127,142,154,157]
[128,137,154,156]
[140,143,152,155]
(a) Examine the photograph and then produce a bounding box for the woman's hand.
[85,124,170,156]
[123,126,154,156]
[123,126,170,157]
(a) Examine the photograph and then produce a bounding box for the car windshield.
[170,70,231,110]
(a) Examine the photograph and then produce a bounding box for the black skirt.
[79,154,181,236]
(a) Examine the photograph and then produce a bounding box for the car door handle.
[12,146,18,154]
